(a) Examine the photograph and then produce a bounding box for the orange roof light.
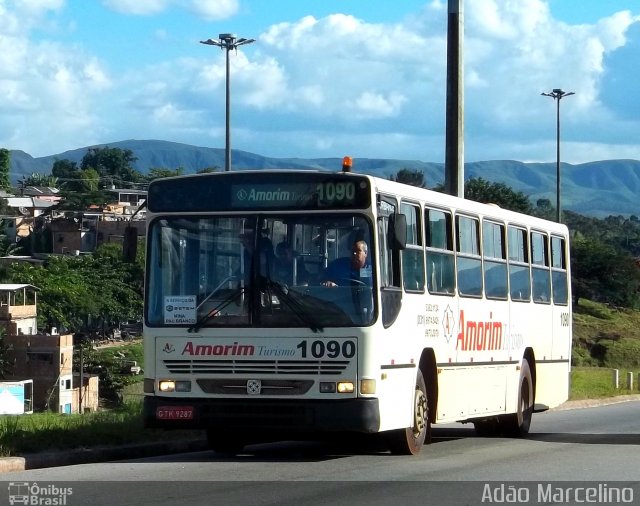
[342,156,353,173]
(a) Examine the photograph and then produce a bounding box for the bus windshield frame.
[145,213,376,330]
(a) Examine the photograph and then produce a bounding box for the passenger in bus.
[320,239,371,287]
[239,230,274,285]
[274,241,309,286]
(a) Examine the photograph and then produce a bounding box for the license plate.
[156,406,194,420]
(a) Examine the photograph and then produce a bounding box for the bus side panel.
[526,303,554,362]
[435,368,468,422]
[454,298,512,420]
[537,303,571,409]
[374,293,425,432]
[376,366,418,432]
[534,362,571,409]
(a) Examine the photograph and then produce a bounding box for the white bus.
[140,168,571,455]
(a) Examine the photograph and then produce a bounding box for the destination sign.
[147,171,371,212]
[231,181,359,208]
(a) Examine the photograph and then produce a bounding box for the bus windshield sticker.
[164,295,197,324]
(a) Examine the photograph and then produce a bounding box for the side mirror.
[123,226,138,263]
[388,213,407,250]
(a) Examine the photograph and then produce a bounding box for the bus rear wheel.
[501,359,533,437]
[473,418,500,437]
[206,429,246,456]
[387,369,430,455]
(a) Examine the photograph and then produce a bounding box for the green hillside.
[573,299,640,368]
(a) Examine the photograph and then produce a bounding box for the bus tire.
[501,359,533,437]
[387,369,430,455]
[206,429,246,456]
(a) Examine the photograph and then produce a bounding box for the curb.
[0,457,26,473]
[551,394,640,411]
[0,439,208,474]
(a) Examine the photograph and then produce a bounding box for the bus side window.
[551,235,569,305]
[401,202,425,292]
[508,225,531,301]
[531,231,551,303]
[482,220,508,299]
[377,196,403,290]
[456,214,482,297]
[425,208,455,295]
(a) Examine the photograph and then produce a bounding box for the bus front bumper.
[143,396,380,434]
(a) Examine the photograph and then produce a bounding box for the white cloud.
[351,91,408,119]
[187,0,238,21]
[102,0,169,15]
[2,0,640,164]
[101,0,238,18]
[0,0,64,33]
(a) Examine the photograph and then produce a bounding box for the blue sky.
[1,0,640,165]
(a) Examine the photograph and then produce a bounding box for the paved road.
[2,399,639,505]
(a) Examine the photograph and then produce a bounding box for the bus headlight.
[360,379,376,394]
[336,381,355,394]
[159,380,175,392]
[158,380,191,392]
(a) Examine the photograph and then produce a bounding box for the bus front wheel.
[387,369,431,455]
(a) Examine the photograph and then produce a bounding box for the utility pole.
[444,0,464,198]
[541,89,575,223]
[201,34,255,172]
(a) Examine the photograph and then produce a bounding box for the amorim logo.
[181,341,255,356]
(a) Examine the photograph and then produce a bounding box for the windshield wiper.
[188,285,244,333]
[265,279,324,333]
[195,275,239,312]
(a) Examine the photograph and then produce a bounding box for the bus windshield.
[146,214,375,329]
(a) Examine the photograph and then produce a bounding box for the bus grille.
[162,359,349,375]
[196,379,314,395]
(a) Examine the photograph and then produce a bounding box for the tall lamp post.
[541,88,574,222]
[201,33,255,172]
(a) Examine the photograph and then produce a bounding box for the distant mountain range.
[8,139,640,218]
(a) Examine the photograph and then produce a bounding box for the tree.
[24,173,59,188]
[0,221,22,257]
[5,244,143,334]
[390,168,427,188]
[463,177,533,214]
[0,148,11,192]
[534,198,555,221]
[147,167,185,180]
[81,147,142,186]
[78,167,101,192]
[0,328,13,379]
[52,159,83,191]
[571,236,640,308]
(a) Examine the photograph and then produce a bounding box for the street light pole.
[541,88,574,223]
[201,33,255,172]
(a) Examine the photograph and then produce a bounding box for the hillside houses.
[0,284,99,413]
[0,186,146,256]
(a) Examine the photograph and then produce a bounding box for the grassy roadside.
[570,367,639,400]
[0,400,201,456]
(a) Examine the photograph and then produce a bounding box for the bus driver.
[320,239,371,287]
